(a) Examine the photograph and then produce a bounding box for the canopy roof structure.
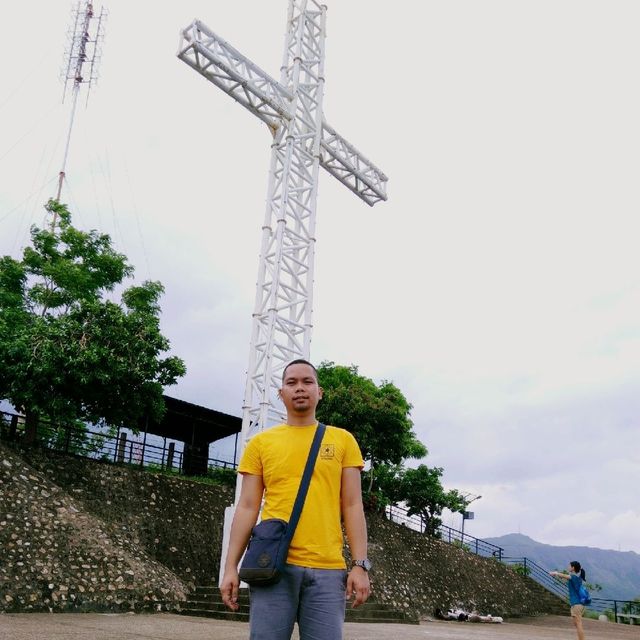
[142,395,241,446]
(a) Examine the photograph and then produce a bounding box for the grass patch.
[145,463,237,488]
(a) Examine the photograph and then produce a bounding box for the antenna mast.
[50,0,107,228]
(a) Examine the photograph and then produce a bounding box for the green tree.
[510,563,532,577]
[361,463,405,512]
[622,597,640,615]
[0,200,186,432]
[401,464,466,536]
[316,362,427,491]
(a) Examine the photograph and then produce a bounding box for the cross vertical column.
[176,0,387,586]
[239,1,327,460]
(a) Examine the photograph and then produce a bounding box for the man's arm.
[341,466,370,608]
[220,473,264,610]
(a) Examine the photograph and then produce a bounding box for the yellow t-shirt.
[238,423,364,569]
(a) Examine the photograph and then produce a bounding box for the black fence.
[0,409,237,477]
[588,598,640,623]
[503,556,567,599]
[385,503,505,560]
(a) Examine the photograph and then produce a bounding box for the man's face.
[279,363,323,414]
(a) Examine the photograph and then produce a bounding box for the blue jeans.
[249,564,347,640]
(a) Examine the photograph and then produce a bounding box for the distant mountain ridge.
[485,533,640,602]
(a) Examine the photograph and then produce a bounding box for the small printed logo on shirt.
[320,444,335,459]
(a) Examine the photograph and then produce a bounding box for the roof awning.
[140,395,242,445]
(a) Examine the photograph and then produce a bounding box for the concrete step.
[345,602,418,624]
[179,586,418,625]
[177,607,250,623]
[346,611,418,624]
[183,599,250,614]
[345,616,416,624]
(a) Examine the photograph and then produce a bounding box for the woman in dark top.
[550,561,587,640]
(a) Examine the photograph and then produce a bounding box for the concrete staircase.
[178,586,419,624]
[524,578,568,616]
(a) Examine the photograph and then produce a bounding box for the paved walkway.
[0,613,637,640]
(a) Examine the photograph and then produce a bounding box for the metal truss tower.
[177,1,387,458]
[51,1,107,226]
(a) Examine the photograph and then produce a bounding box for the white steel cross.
[177,1,387,459]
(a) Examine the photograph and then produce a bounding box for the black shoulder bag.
[238,423,326,587]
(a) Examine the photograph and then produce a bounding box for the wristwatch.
[352,558,372,571]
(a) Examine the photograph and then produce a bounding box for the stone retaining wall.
[0,443,189,612]
[7,444,233,588]
[0,442,564,618]
[365,513,565,618]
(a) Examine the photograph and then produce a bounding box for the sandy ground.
[0,613,638,640]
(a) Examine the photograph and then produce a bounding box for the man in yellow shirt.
[220,359,371,639]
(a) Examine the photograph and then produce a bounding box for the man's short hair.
[282,359,318,382]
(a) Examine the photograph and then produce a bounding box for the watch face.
[355,559,372,571]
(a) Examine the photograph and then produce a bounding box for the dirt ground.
[0,613,638,640]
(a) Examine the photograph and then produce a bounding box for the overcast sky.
[1,1,639,554]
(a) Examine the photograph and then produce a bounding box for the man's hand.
[219,474,264,612]
[345,566,370,608]
[220,569,240,611]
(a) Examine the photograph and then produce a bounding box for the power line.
[0,176,58,226]
[0,102,61,165]
[123,155,152,279]
[0,49,54,115]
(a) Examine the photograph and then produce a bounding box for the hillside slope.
[485,533,640,601]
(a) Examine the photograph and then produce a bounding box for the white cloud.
[1,0,639,554]
[542,510,640,553]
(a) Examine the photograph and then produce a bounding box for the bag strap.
[283,422,326,546]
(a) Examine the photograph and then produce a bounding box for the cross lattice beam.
[177,19,388,206]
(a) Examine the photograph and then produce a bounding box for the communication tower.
[50,1,107,227]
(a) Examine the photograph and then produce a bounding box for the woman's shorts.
[571,604,585,617]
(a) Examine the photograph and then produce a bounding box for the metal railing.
[503,556,640,623]
[502,556,567,599]
[608,599,640,624]
[385,503,504,559]
[588,598,640,622]
[0,410,237,476]
[384,509,640,625]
